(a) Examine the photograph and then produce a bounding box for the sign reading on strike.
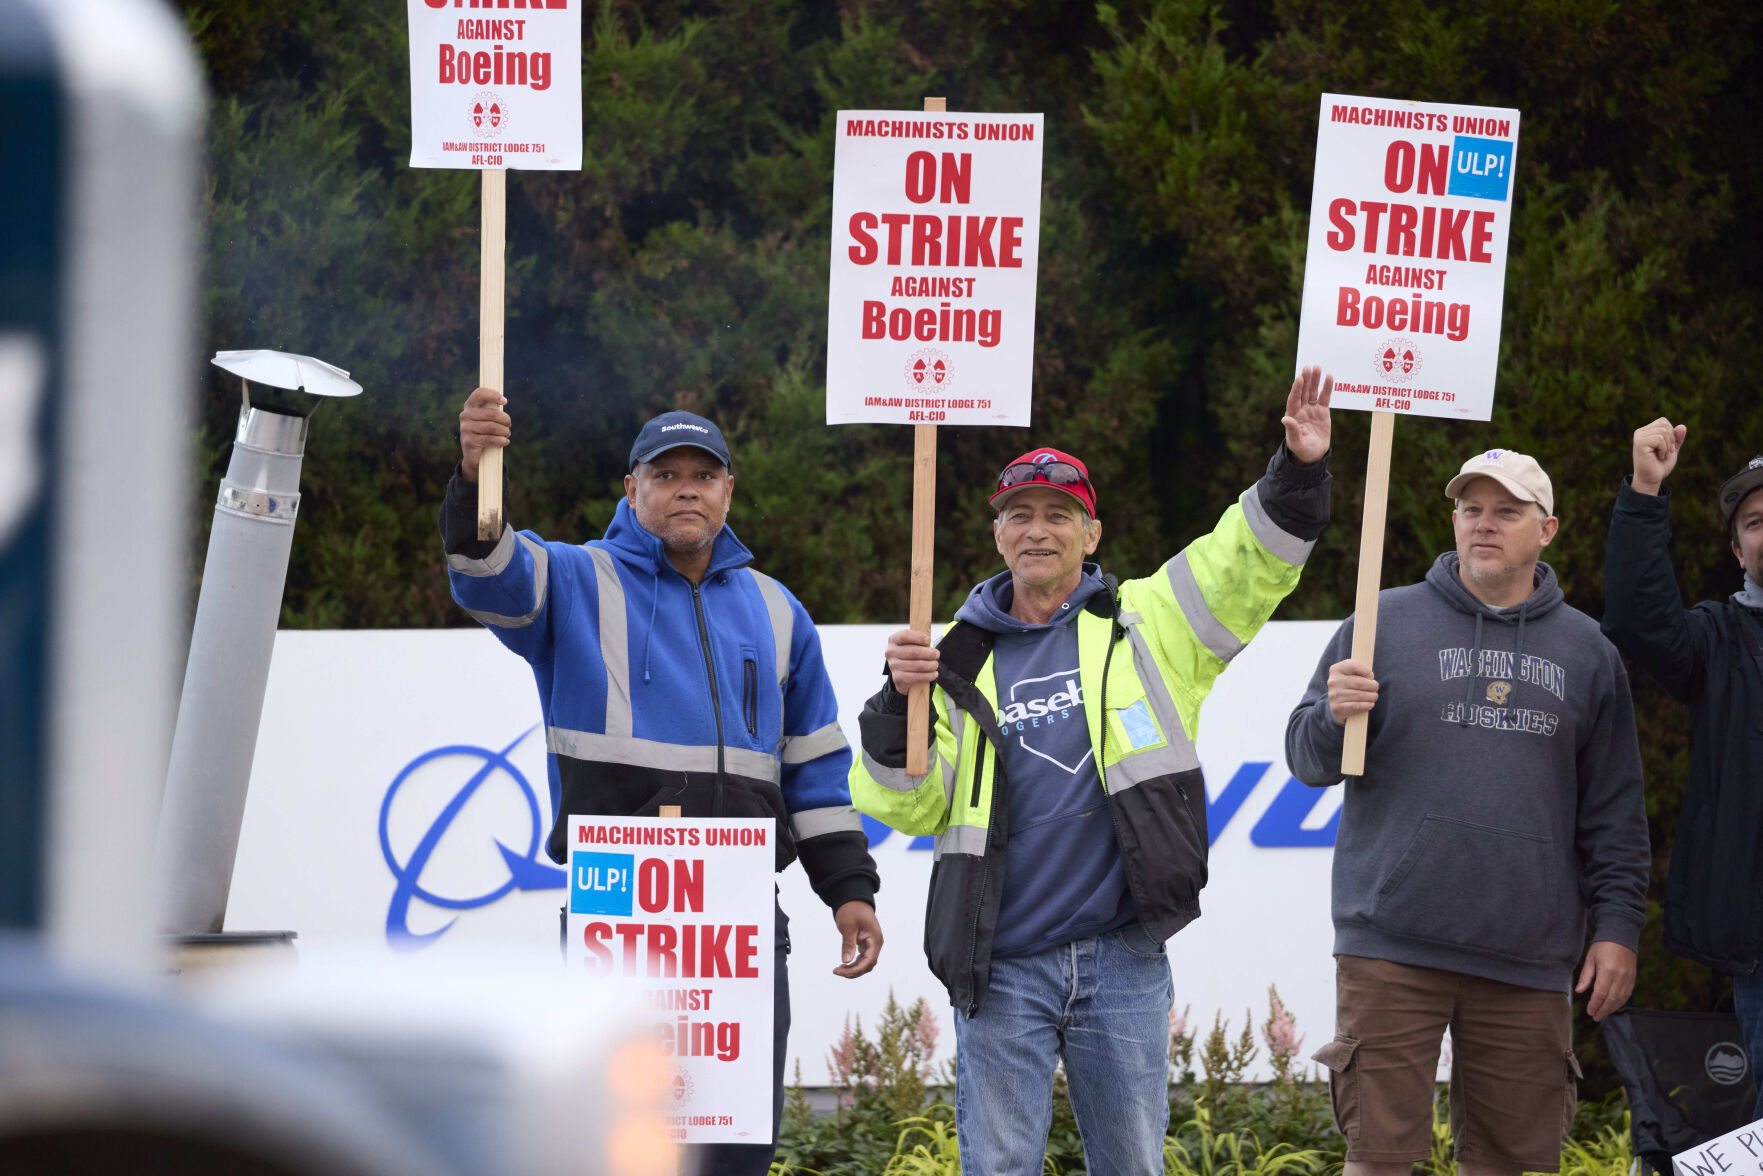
[1296,94,1521,421]
[567,815,775,1144]
[406,0,582,170]
[826,110,1045,427]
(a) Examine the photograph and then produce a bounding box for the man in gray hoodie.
[1285,448,1650,1176]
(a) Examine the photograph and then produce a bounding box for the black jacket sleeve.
[438,466,506,559]
[1258,441,1333,542]
[1600,478,1712,703]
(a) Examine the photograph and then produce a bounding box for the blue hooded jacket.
[440,478,877,911]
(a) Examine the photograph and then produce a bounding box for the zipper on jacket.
[962,752,993,1018]
[963,857,989,1018]
[742,657,758,737]
[691,580,727,817]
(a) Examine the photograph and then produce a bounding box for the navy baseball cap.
[628,410,731,471]
[1720,456,1763,523]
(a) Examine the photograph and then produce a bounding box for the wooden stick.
[905,96,947,778]
[658,805,681,818]
[1340,410,1395,776]
[476,168,507,540]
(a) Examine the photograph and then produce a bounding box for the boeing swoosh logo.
[379,726,566,950]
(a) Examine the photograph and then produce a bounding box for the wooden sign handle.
[476,168,507,540]
[658,805,681,818]
[1340,410,1395,776]
[905,96,947,779]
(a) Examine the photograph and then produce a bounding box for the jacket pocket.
[1371,814,1559,959]
[741,646,759,737]
[1101,676,1168,759]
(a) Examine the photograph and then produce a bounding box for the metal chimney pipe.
[155,352,360,936]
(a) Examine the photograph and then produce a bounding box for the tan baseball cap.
[1444,448,1555,516]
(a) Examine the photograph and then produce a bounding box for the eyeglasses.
[997,460,1091,493]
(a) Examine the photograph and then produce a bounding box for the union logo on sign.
[1371,337,1423,386]
[468,91,510,133]
[903,348,953,391]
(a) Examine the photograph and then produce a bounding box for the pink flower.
[1262,988,1305,1064]
[827,1013,859,1104]
[915,1002,939,1055]
[914,1002,940,1077]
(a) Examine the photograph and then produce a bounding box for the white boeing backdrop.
[228,622,1346,1083]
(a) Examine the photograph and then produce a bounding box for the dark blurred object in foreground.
[1602,1008,1756,1172]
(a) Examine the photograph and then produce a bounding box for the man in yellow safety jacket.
[849,368,1334,1176]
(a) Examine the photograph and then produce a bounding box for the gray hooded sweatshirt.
[1285,553,1650,992]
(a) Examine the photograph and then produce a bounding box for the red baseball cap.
[988,448,1097,517]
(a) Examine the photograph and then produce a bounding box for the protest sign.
[826,109,1044,427]
[826,99,1045,770]
[1296,94,1520,422]
[1295,94,1522,772]
[406,0,582,171]
[567,815,775,1145]
[406,0,582,539]
[1674,1119,1763,1176]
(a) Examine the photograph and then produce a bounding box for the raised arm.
[439,386,565,663]
[1125,366,1334,729]
[1600,417,1708,701]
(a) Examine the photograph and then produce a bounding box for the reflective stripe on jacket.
[851,445,1329,1013]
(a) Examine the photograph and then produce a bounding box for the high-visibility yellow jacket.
[849,445,1330,1014]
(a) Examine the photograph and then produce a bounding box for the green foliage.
[1162,1104,1331,1176]
[183,0,1759,1075]
[776,1000,1634,1174]
[783,990,946,1173]
[1198,1008,1260,1110]
[881,1108,965,1176]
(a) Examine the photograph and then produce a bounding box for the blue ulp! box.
[1448,136,1514,201]
[570,851,635,916]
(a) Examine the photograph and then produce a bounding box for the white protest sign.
[567,815,775,1145]
[1296,94,1521,421]
[406,0,582,170]
[1674,1119,1763,1176]
[826,110,1044,427]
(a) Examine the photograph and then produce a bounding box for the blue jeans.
[1734,965,1763,1121]
[954,926,1174,1176]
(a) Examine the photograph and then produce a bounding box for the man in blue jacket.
[442,386,883,1176]
[1603,419,1763,1119]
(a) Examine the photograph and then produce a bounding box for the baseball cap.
[1719,455,1763,523]
[1444,448,1555,516]
[988,448,1098,517]
[628,410,731,471]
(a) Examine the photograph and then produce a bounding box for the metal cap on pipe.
[211,350,363,401]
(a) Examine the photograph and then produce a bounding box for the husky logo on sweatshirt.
[1485,680,1511,704]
